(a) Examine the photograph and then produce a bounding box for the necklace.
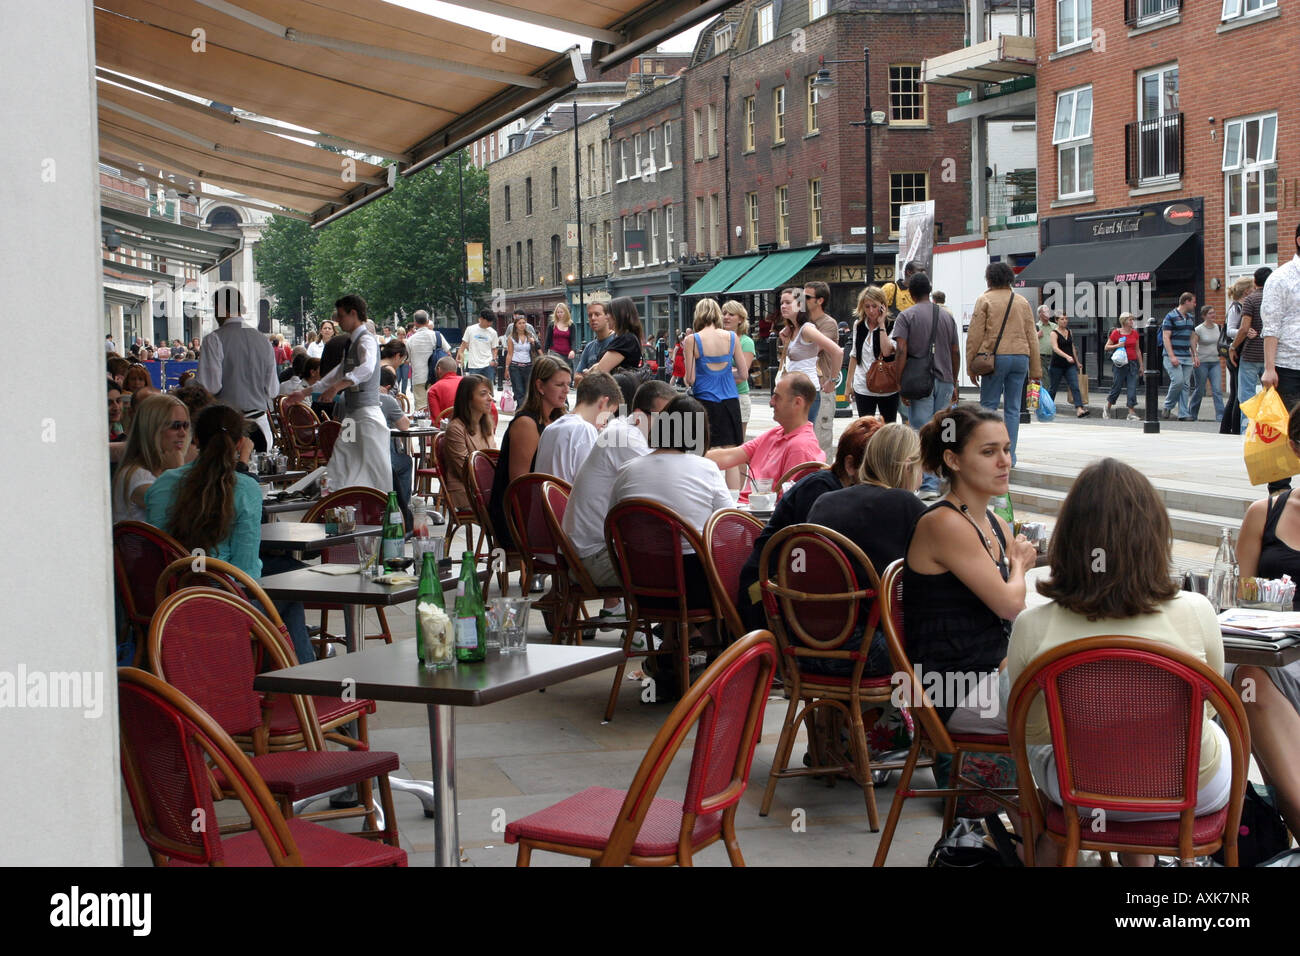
[949,495,1006,569]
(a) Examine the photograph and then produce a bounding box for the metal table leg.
[427,702,459,867]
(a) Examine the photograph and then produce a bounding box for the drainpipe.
[723,71,732,256]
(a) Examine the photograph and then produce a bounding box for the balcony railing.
[1125,0,1181,27]
[1125,113,1183,186]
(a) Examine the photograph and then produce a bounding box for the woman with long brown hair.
[443,374,498,513]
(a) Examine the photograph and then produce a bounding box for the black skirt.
[702,397,744,448]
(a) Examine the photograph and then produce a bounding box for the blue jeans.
[908,379,955,494]
[260,553,314,663]
[1189,361,1224,421]
[509,362,532,403]
[391,449,412,528]
[1238,360,1264,434]
[1047,363,1084,409]
[1106,360,1140,410]
[978,353,1029,466]
[1162,356,1193,418]
[466,366,493,390]
[808,389,821,425]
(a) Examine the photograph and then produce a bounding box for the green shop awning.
[724,247,822,295]
[682,254,765,296]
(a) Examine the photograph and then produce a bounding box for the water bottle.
[1209,527,1237,612]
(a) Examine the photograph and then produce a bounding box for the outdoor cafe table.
[259,522,380,559]
[252,469,308,485]
[255,640,623,867]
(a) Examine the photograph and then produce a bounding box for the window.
[809,0,828,19]
[602,141,611,192]
[708,104,719,156]
[633,133,643,179]
[744,96,756,151]
[649,209,660,264]
[693,109,704,160]
[745,192,759,250]
[527,239,534,287]
[776,186,789,246]
[1223,0,1277,19]
[1057,0,1092,49]
[604,220,614,267]
[587,145,596,197]
[525,176,533,216]
[662,122,673,168]
[756,3,774,44]
[1130,0,1178,26]
[504,185,511,221]
[889,65,926,125]
[1225,113,1279,276]
[551,235,562,287]
[649,128,658,173]
[709,194,720,256]
[806,76,819,134]
[809,178,822,240]
[695,196,706,254]
[495,249,502,284]
[505,246,512,288]
[550,166,558,208]
[515,241,522,287]
[665,204,675,260]
[1052,86,1093,198]
[889,173,927,235]
[714,24,733,53]
[1134,65,1180,183]
[589,222,598,265]
[773,86,786,143]
[619,140,628,180]
[636,214,646,267]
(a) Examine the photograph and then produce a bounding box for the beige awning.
[921,33,1036,88]
[93,0,722,225]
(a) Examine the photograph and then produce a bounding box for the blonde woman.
[1222,274,1255,434]
[543,302,579,366]
[683,298,745,451]
[721,301,755,434]
[112,392,190,523]
[846,286,899,422]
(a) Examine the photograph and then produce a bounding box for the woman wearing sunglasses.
[111,393,190,523]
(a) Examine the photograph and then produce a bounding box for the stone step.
[1011,462,1254,522]
[1008,483,1239,547]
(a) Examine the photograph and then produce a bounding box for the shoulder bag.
[864,326,901,394]
[970,293,1014,377]
[899,305,941,401]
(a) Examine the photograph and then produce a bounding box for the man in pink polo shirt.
[706,373,824,500]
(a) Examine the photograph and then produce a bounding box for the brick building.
[1021,0,1293,375]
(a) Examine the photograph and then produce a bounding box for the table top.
[252,469,308,484]
[259,522,380,553]
[254,640,623,707]
[262,496,318,515]
[259,565,422,605]
[392,426,440,437]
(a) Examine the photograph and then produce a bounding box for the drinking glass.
[355,535,380,578]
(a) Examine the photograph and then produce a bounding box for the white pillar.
[111,304,125,352]
[0,2,122,864]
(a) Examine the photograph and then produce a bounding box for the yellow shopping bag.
[1240,387,1300,485]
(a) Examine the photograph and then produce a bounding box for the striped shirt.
[1161,308,1196,359]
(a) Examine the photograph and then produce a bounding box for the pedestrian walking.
[846,285,899,422]
[1260,222,1300,491]
[967,262,1041,462]
[893,271,960,500]
[1190,305,1225,422]
[1221,275,1254,434]
[1103,312,1145,421]
[505,312,539,407]
[1161,292,1199,421]
[1047,313,1089,418]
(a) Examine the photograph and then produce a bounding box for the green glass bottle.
[991,492,1015,529]
[415,551,445,668]
[454,551,487,663]
[381,490,404,569]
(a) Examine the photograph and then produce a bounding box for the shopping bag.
[1036,387,1056,422]
[500,386,516,415]
[1240,387,1300,485]
[1025,379,1040,412]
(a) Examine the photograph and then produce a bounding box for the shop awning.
[94,0,729,225]
[1013,233,1196,286]
[724,246,821,295]
[103,286,149,309]
[681,254,766,296]
[102,205,242,273]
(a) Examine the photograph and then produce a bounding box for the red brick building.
[1024,0,1293,370]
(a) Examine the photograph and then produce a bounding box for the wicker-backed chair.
[431,430,483,557]
[775,460,830,500]
[282,401,326,470]
[113,521,188,667]
[301,487,393,652]
[872,560,1019,866]
[504,630,778,866]
[467,449,518,595]
[154,556,377,754]
[702,509,764,642]
[757,524,903,832]
[147,587,400,845]
[1008,636,1250,866]
[504,473,570,629]
[118,667,406,867]
[538,480,629,646]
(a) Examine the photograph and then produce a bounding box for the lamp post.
[573,101,585,333]
[813,48,883,288]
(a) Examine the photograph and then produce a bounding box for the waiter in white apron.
[289,294,392,493]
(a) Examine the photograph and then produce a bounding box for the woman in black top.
[591,296,644,376]
[736,417,882,634]
[487,355,570,551]
[1047,313,1088,417]
[903,403,1036,731]
[846,286,898,422]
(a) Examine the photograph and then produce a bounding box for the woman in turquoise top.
[146,405,314,664]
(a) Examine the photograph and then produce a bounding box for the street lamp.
[812,49,884,287]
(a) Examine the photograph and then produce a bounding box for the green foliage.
[258,150,489,332]
[253,216,317,324]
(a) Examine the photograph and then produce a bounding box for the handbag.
[970,294,1014,377]
[899,304,941,401]
[1111,333,1129,368]
[928,815,1022,868]
[1218,319,1232,359]
[863,326,901,394]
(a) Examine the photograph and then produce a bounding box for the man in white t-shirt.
[563,380,675,606]
[457,309,500,388]
[534,371,623,483]
[405,310,448,411]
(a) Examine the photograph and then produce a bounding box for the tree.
[253,216,317,331]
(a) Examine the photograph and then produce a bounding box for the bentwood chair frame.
[702,509,764,643]
[758,524,905,832]
[504,473,570,630]
[467,449,519,596]
[603,498,726,721]
[775,460,830,500]
[147,587,399,845]
[118,667,406,868]
[303,487,394,651]
[113,521,189,668]
[430,430,484,559]
[281,401,327,471]
[1007,636,1250,867]
[872,560,1019,866]
[504,630,779,866]
[154,556,376,754]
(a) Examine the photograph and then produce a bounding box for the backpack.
[426,330,451,382]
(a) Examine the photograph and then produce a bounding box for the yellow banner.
[466,242,484,283]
